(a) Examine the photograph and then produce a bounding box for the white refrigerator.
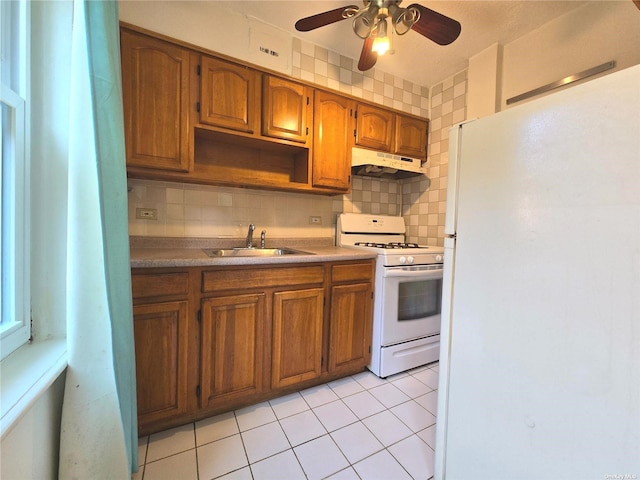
[435,65,640,479]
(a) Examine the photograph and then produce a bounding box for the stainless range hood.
[351,147,426,179]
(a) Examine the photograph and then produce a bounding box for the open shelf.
[192,128,310,189]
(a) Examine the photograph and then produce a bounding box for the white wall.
[118,1,293,76]
[467,44,501,119]
[1,375,66,480]
[502,1,640,110]
[466,1,640,115]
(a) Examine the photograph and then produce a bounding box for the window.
[1,0,30,360]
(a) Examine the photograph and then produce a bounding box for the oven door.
[380,264,443,346]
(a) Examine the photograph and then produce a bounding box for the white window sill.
[1,338,67,439]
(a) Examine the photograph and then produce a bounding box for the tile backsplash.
[403,70,467,247]
[341,176,401,216]
[292,39,429,118]
[128,179,338,239]
[127,37,467,245]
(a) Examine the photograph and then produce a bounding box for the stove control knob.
[407,256,414,264]
[436,255,443,262]
[399,256,406,264]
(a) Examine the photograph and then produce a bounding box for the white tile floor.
[134,362,439,480]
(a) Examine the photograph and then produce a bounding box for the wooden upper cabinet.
[394,115,429,159]
[199,56,260,134]
[262,76,312,144]
[313,90,355,191]
[355,104,429,159]
[121,26,430,194]
[356,103,394,152]
[120,29,192,172]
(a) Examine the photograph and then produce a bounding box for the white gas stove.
[337,213,444,265]
[337,213,444,377]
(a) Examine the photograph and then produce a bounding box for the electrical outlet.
[136,208,158,220]
[309,216,322,225]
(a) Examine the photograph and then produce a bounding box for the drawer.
[331,262,374,283]
[132,272,190,299]
[203,266,324,292]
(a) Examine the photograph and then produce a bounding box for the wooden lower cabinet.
[200,293,266,408]
[132,260,374,435]
[133,301,190,427]
[272,288,324,389]
[328,263,374,375]
[329,283,373,374]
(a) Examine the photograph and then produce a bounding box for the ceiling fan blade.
[408,4,461,45]
[295,5,359,32]
[358,36,378,71]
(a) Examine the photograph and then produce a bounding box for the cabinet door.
[199,56,260,134]
[272,288,324,389]
[134,301,190,427]
[262,76,312,144]
[313,91,355,191]
[356,104,394,151]
[394,115,429,158]
[329,283,373,374]
[121,29,191,171]
[200,294,266,408]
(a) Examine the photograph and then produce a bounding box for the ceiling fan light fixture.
[353,9,376,39]
[393,7,420,35]
[371,18,390,55]
[294,1,461,72]
[371,36,390,55]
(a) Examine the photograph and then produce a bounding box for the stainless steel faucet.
[260,230,266,249]
[246,223,255,248]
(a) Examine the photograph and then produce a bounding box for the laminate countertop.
[129,236,377,269]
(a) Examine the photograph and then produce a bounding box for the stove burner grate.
[355,241,422,249]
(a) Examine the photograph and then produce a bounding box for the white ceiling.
[213,1,589,86]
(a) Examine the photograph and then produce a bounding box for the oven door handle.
[383,266,443,278]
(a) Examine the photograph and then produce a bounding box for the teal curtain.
[59,0,137,476]
[84,1,138,472]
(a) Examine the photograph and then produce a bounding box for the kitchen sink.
[203,247,313,257]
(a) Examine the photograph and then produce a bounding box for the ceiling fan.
[295,0,461,72]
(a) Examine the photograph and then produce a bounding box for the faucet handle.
[260,230,266,249]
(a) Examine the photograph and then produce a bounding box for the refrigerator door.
[440,65,640,479]
[434,235,455,479]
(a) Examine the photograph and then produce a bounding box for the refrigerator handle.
[444,123,464,236]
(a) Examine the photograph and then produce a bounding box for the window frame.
[1,0,31,360]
